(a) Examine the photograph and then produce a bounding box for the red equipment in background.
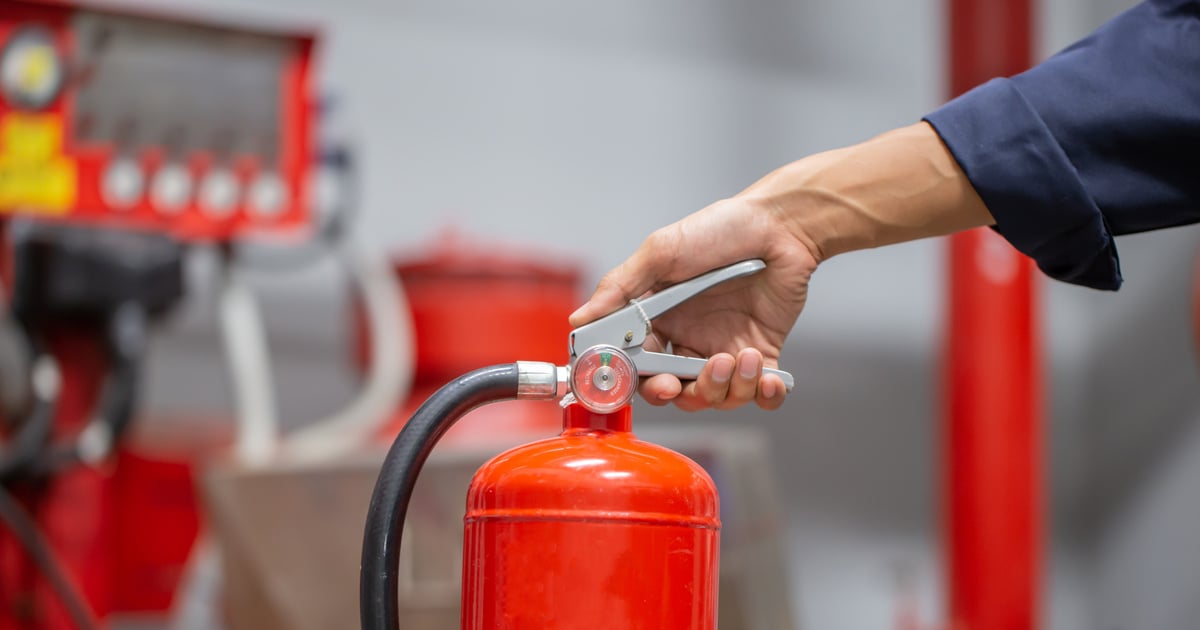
[0,2,317,628]
[0,328,112,630]
[945,1,1041,629]
[108,418,231,615]
[354,235,580,442]
[0,0,313,241]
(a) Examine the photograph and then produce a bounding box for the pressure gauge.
[1,26,63,110]
[570,345,637,414]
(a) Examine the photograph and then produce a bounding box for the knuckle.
[757,390,785,411]
[644,395,670,407]
[643,226,682,274]
[674,393,702,412]
[702,385,727,408]
[594,271,621,293]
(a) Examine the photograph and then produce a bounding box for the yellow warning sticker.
[0,113,76,214]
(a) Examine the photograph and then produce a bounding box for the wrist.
[739,122,994,261]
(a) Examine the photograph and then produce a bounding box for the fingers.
[724,349,761,409]
[679,352,737,412]
[755,373,788,411]
[645,349,788,411]
[640,373,682,406]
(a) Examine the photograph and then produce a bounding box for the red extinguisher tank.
[362,260,792,630]
[461,403,720,630]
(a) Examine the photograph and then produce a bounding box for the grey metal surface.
[514,360,563,399]
[71,11,293,163]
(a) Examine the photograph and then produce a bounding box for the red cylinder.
[461,404,720,630]
[945,0,1040,628]
[352,234,582,442]
[946,229,1041,630]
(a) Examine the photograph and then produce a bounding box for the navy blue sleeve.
[923,0,1200,290]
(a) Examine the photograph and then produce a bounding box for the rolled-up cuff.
[923,78,1122,290]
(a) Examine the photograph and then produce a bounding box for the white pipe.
[281,242,413,461]
[174,244,412,630]
[173,260,285,630]
[217,262,279,466]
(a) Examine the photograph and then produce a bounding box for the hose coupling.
[515,361,568,400]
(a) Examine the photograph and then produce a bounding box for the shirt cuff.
[923,78,1122,290]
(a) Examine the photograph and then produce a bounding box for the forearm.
[737,122,994,263]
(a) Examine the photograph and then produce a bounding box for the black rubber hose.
[360,364,520,630]
[96,302,146,444]
[23,302,146,477]
[0,331,58,483]
[0,246,57,482]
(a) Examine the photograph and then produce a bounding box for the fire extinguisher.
[360,259,794,630]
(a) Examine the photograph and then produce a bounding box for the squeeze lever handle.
[635,259,766,320]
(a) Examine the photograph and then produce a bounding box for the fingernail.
[569,304,588,321]
[656,392,675,401]
[761,378,778,399]
[739,352,761,380]
[712,356,734,383]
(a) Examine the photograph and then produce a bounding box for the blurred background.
[2,0,1198,628]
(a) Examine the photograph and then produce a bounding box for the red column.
[944,1,1041,630]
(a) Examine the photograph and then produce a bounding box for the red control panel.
[0,0,314,241]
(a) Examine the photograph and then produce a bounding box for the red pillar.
[944,1,1041,629]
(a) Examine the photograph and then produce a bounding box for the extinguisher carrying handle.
[360,362,565,630]
[569,258,795,390]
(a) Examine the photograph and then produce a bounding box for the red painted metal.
[108,418,232,615]
[0,3,317,625]
[946,232,1041,630]
[945,2,1040,629]
[0,0,315,242]
[461,403,720,629]
[0,327,112,630]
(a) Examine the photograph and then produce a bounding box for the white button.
[198,168,240,217]
[150,164,192,214]
[102,158,143,209]
[247,172,286,217]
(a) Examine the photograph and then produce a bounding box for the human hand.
[569,124,994,411]
[568,197,818,411]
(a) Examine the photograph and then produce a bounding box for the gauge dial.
[1,27,63,110]
[571,345,637,414]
